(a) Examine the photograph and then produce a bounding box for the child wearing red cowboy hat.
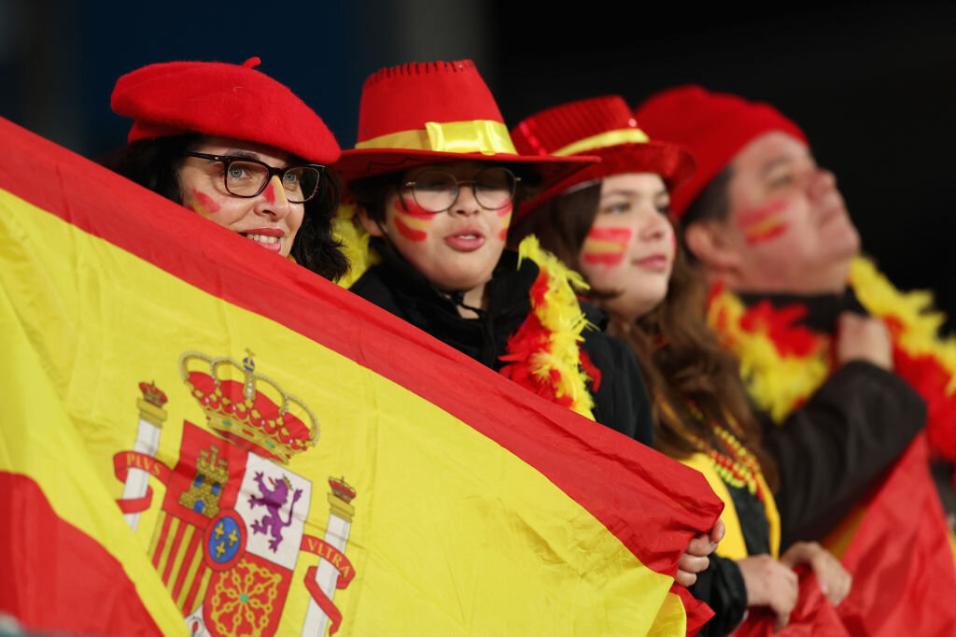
[336,59,651,436]
[336,59,730,598]
[635,86,956,633]
[336,58,722,596]
[108,56,348,280]
[510,95,852,635]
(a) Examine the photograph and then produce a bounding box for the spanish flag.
[0,116,722,637]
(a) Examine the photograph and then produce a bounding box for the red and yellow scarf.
[707,256,956,459]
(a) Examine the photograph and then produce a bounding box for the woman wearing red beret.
[510,96,852,635]
[108,57,348,280]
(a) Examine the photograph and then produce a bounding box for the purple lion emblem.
[248,471,303,551]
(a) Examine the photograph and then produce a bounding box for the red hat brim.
[517,141,695,222]
[335,147,598,187]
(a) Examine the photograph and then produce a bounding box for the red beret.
[633,85,806,219]
[511,95,694,222]
[111,57,340,165]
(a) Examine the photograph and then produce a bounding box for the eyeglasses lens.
[474,168,514,210]
[282,167,321,203]
[411,168,515,212]
[225,160,270,197]
[224,160,321,203]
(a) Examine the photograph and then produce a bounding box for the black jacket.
[349,241,654,445]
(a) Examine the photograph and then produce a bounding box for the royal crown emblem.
[329,477,356,504]
[179,350,319,464]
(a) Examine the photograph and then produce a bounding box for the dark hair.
[679,165,734,225]
[347,171,401,226]
[507,181,602,262]
[511,183,777,488]
[104,135,349,281]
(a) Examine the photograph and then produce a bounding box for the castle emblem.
[180,446,229,518]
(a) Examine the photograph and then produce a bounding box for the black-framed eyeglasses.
[401,167,521,213]
[184,151,324,204]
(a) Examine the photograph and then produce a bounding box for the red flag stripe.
[0,472,163,636]
[170,526,204,604]
[151,512,174,570]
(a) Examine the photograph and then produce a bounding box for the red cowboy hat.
[334,59,595,185]
[633,85,806,220]
[111,56,340,165]
[511,95,695,222]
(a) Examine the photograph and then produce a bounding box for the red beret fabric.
[511,95,694,222]
[335,59,594,185]
[633,85,806,219]
[111,57,340,165]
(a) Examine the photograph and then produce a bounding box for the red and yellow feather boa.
[707,256,956,459]
[334,208,595,419]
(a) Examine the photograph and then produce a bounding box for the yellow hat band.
[552,128,650,157]
[354,119,517,156]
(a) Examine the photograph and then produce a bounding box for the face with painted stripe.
[725,132,859,292]
[578,173,675,321]
[177,137,306,258]
[686,132,859,293]
[362,161,514,297]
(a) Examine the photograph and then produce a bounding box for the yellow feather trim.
[707,287,830,423]
[515,235,595,419]
[332,204,379,288]
[849,256,956,395]
[708,256,956,422]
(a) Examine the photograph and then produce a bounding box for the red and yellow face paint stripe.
[582,227,632,266]
[496,201,513,240]
[393,195,435,242]
[738,200,788,245]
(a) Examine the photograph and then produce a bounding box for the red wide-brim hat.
[510,95,695,222]
[633,85,806,220]
[335,60,595,186]
[111,57,341,165]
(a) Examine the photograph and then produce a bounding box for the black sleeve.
[763,360,927,548]
[580,329,654,446]
[690,555,748,636]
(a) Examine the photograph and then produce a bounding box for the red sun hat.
[511,95,695,222]
[111,57,341,165]
[334,59,595,185]
[633,85,806,220]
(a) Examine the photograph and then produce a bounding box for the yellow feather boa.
[707,256,956,424]
[333,204,379,289]
[508,235,594,418]
[848,257,956,394]
[707,287,830,423]
[332,207,595,419]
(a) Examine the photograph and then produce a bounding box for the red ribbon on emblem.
[301,534,356,635]
[112,451,172,513]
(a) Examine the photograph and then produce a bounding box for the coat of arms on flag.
[113,350,356,636]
